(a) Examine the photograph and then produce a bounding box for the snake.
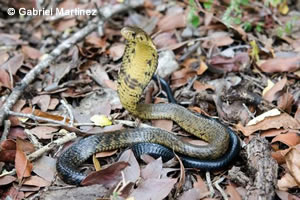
[56,26,240,185]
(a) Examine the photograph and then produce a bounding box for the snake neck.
[118,41,158,115]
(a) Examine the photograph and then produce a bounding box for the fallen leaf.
[0,68,11,89]
[226,184,242,200]
[271,132,300,147]
[261,129,287,137]
[247,109,281,126]
[32,95,51,112]
[208,52,249,72]
[22,46,42,60]
[15,139,33,180]
[109,43,125,61]
[276,190,300,200]
[179,188,202,200]
[48,98,59,110]
[81,161,129,186]
[0,175,16,186]
[157,13,186,32]
[152,119,173,132]
[285,144,300,184]
[236,113,300,136]
[262,79,274,96]
[118,149,140,183]
[33,156,56,182]
[258,56,300,73]
[277,172,298,191]
[130,178,177,200]
[153,32,177,49]
[95,149,118,158]
[0,54,24,75]
[263,77,287,102]
[53,18,77,32]
[141,157,163,179]
[202,32,234,48]
[29,126,58,139]
[193,81,215,92]
[271,149,289,164]
[23,176,50,187]
[277,92,294,113]
[90,115,112,127]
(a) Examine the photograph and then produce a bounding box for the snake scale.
[56,26,240,185]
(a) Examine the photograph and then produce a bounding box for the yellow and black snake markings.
[56,26,240,185]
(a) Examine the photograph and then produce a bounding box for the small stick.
[214,176,228,200]
[27,132,76,162]
[60,99,74,126]
[206,171,215,197]
[0,120,11,141]
[24,129,43,149]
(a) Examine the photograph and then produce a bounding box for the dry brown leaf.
[32,95,51,112]
[153,32,177,50]
[276,190,300,200]
[29,126,58,139]
[193,80,215,92]
[0,54,24,75]
[261,129,287,137]
[130,178,177,200]
[278,172,298,191]
[118,149,140,183]
[226,183,242,200]
[271,149,290,165]
[141,157,163,179]
[0,52,9,65]
[157,13,186,32]
[295,105,300,121]
[15,139,33,180]
[95,149,118,158]
[81,161,129,186]
[179,188,203,200]
[53,18,77,32]
[109,43,125,61]
[263,77,287,102]
[236,113,300,136]
[277,92,294,113]
[194,175,209,194]
[0,68,11,89]
[197,60,208,75]
[23,176,50,187]
[202,32,234,48]
[0,175,16,186]
[271,132,300,147]
[48,98,59,110]
[285,144,300,184]
[22,46,42,60]
[33,156,56,182]
[152,119,173,132]
[258,56,300,73]
[208,52,249,72]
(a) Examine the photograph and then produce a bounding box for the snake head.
[121,26,156,49]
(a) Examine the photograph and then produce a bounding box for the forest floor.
[0,0,299,199]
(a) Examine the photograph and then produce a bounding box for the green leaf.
[188,9,200,28]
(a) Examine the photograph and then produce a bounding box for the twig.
[114,120,152,128]
[0,120,11,141]
[25,129,43,149]
[206,171,215,197]
[0,0,144,126]
[27,132,77,162]
[8,111,68,127]
[214,176,228,200]
[60,99,74,126]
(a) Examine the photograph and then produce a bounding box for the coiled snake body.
[56,26,240,185]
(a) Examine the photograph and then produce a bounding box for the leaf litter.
[1,0,300,199]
